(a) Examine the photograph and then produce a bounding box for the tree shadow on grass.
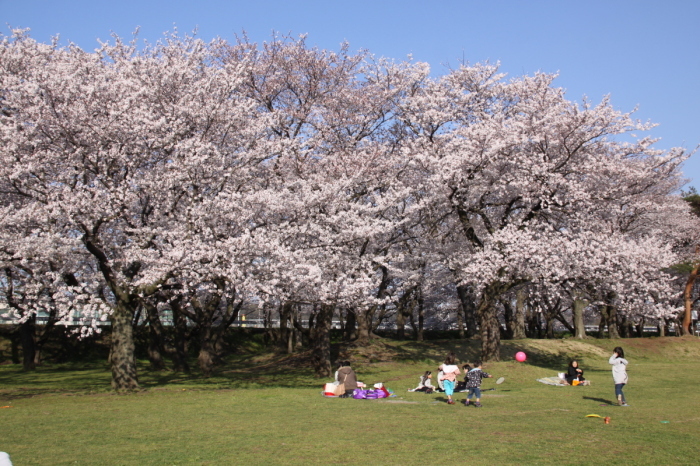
[0,362,112,400]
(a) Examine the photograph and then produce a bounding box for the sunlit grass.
[1,337,699,465]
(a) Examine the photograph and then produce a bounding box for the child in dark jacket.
[455,364,471,392]
[464,361,492,407]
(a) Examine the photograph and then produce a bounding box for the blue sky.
[3,0,699,188]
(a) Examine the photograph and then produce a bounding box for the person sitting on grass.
[564,360,587,385]
[464,360,492,408]
[408,371,435,393]
[337,361,359,393]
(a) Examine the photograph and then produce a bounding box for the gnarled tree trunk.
[477,283,504,362]
[82,231,141,391]
[599,303,620,339]
[110,302,139,392]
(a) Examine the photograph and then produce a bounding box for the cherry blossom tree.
[397,64,695,360]
[0,30,278,389]
[1,28,696,387]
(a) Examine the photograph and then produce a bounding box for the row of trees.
[0,30,697,390]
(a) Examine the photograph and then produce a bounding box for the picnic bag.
[323,383,337,396]
[352,389,367,399]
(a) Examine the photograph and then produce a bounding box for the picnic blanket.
[536,376,567,386]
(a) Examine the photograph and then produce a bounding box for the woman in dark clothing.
[565,360,585,385]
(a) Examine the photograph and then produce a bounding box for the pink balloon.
[515,351,527,362]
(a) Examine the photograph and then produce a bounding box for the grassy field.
[1,336,699,465]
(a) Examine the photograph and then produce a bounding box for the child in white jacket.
[609,346,629,406]
[408,371,435,392]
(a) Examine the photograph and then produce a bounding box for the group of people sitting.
[331,357,589,402]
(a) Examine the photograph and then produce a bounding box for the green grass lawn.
[1,337,699,465]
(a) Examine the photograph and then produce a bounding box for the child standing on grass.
[609,346,629,407]
[438,352,460,405]
[465,360,492,407]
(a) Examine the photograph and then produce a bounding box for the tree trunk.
[198,325,216,377]
[356,308,372,344]
[170,299,191,373]
[110,303,139,392]
[396,286,417,340]
[82,232,141,391]
[456,284,478,338]
[416,285,425,342]
[372,304,390,334]
[555,310,575,335]
[343,309,357,341]
[503,299,515,339]
[512,289,527,339]
[504,292,528,340]
[456,303,465,339]
[544,312,555,339]
[635,317,645,338]
[147,326,166,371]
[280,302,294,354]
[598,312,606,339]
[263,305,274,344]
[572,298,587,339]
[33,342,43,368]
[356,265,390,344]
[525,302,538,338]
[619,315,634,338]
[287,326,295,354]
[478,306,501,362]
[294,324,303,350]
[477,283,503,362]
[608,306,621,339]
[10,331,20,364]
[144,302,166,371]
[396,306,406,340]
[310,304,333,377]
[598,304,620,339]
[408,302,418,339]
[33,308,57,367]
[19,316,36,371]
[682,261,699,335]
[658,321,666,337]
